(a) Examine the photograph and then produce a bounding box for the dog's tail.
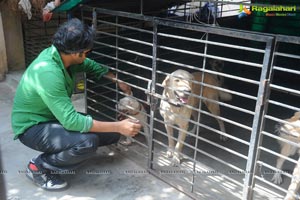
[219,91,232,101]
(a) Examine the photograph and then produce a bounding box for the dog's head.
[116,96,141,121]
[162,70,194,105]
[207,59,224,72]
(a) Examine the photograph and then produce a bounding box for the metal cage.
[82,5,300,199]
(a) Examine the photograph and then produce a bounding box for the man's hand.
[117,118,142,137]
[117,81,132,95]
[42,10,53,22]
[105,72,132,95]
[42,0,61,22]
[90,118,141,135]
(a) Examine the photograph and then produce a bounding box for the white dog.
[271,112,300,199]
[116,96,149,146]
[159,69,232,166]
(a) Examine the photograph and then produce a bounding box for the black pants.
[18,122,120,172]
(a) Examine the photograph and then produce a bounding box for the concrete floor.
[0,70,192,200]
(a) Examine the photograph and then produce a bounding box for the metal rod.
[273,66,300,75]
[114,15,120,116]
[157,32,266,53]
[140,0,144,15]
[242,38,275,200]
[95,18,153,34]
[148,20,158,170]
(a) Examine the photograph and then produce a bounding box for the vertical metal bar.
[184,3,187,21]
[242,37,275,200]
[80,8,83,22]
[148,19,158,170]
[191,31,209,193]
[92,8,97,29]
[140,0,144,15]
[220,0,223,18]
[198,1,201,19]
[67,12,72,20]
[115,16,119,102]
[213,1,217,25]
[85,9,97,114]
[84,72,87,114]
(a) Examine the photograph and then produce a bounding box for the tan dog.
[159,69,232,166]
[207,58,225,85]
[117,96,149,146]
[285,157,300,200]
[271,112,300,199]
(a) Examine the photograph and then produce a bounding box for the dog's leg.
[284,157,300,200]
[165,124,175,158]
[172,124,188,166]
[205,101,227,141]
[143,124,150,147]
[189,109,199,135]
[272,143,296,184]
[119,136,134,146]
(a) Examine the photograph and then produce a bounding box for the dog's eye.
[174,79,180,82]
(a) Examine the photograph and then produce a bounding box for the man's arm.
[104,71,118,82]
[73,59,131,94]
[104,71,132,95]
[89,118,141,137]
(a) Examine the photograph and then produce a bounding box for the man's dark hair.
[52,18,95,54]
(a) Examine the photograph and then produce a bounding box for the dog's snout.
[177,89,191,96]
[183,89,191,94]
[119,109,129,115]
[117,110,128,121]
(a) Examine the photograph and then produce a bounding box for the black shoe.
[26,159,68,190]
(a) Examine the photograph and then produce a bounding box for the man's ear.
[162,75,170,88]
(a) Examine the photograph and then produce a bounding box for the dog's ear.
[289,112,300,122]
[162,75,170,88]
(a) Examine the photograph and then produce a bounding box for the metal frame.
[251,36,300,200]
[82,5,300,200]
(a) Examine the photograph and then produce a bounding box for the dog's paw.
[167,150,173,158]
[170,152,182,167]
[271,172,283,185]
[119,137,133,146]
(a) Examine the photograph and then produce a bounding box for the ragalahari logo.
[238,5,252,18]
[238,4,297,18]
